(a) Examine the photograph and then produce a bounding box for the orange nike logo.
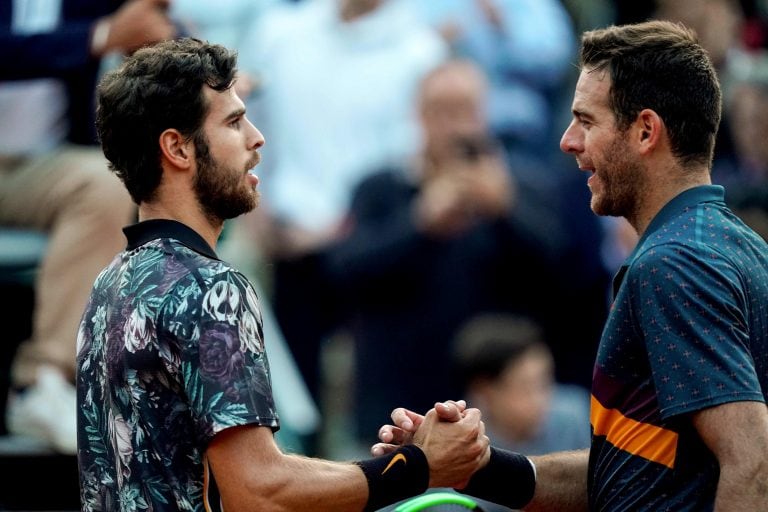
[381,453,407,475]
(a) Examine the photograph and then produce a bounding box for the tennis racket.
[394,492,484,511]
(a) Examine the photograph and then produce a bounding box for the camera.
[455,135,496,162]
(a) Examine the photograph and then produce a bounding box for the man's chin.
[592,200,624,218]
[248,188,260,208]
[590,196,605,216]
[214,198,259,221]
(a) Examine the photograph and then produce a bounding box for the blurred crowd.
[2,0,767,466]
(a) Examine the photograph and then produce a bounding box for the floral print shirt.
[77,219,279,512]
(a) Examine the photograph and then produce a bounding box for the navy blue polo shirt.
[589,185,768,511]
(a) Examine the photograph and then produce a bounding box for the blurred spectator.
[240,0,447,246]
[0,0,175,453]
[447,313,592,512]
[719,50,768,240]
[235,0,449,405]
[653,0,746,174]
[452,313,591,456]
[171,0,278,51]
[741,0,768,50]
[170,0,281,100]
[560,0,615,33]
[613,0,656,24]
[409,0,576,155]
[1,0,176,142]
[655,0,744,72]
[320,59,563,446]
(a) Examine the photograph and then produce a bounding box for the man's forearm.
[713,462,768,511]
[524,449,589,512]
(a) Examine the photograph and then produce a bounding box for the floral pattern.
[77,233,279,512]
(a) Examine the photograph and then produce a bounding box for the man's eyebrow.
[224,108,246,122]
[572,108,593,120]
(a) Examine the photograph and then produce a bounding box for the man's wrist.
[356,445,430,512]
[458,447,536,509]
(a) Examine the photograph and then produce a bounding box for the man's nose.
[247,119,265,150]
[560,120,582,154]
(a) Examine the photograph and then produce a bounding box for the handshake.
[363,400,537,511]
[370,400,489,489]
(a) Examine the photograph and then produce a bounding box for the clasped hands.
[371,400,490,489]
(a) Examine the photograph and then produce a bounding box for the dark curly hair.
[96,38,238,204]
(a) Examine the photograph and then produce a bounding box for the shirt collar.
[632,185,725,255]
[611,185,725,298]
[123,219,219,260]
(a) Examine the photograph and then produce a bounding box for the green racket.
[394,492,483,511]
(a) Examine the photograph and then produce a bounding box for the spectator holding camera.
[319,59,563,451]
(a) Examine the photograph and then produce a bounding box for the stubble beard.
[590,134,645,223]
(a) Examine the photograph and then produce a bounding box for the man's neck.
[138,204,223,250]
[631,168,712,237]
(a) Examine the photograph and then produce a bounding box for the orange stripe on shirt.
[591,395,679,469]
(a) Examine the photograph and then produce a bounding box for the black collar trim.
[123,219,218,260]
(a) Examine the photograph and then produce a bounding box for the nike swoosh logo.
[381,453,407,475]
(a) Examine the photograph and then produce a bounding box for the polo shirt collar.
[123,219,219,260]
[611,185,724,299]
[633,184,725,253]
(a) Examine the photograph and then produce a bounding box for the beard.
[192,133,259,223]
[590,133,646,221]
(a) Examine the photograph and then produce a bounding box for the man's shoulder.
[120,238,245,294]
[631,200,746,264]
[632,208,764,271]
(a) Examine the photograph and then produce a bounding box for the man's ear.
[158,128,194,170]
[635,108,663,155]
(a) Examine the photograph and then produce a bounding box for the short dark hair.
[452,314,549,389]
[96,38,238,203]
[580,20,722,169]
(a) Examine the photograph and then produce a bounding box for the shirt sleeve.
[167,269,280,444]
[629,243,764,419]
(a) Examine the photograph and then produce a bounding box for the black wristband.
[356,445,430,512]
[458,447,536,509]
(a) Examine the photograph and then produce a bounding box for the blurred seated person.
[409,0,576,155]
[653,0,746,173]
[236,0,448,406]
[320,59,563,446]
[169,0,280,101]
[0,0,175,452]
[452,313,591,456]
[717,50,768,241]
